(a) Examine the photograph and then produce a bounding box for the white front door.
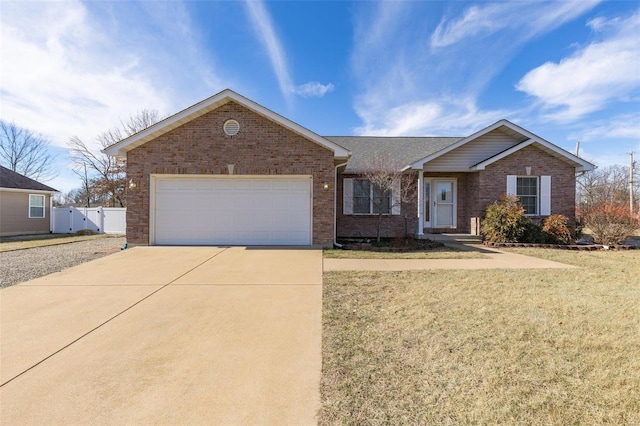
[424,179,456,229]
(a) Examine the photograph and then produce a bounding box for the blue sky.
[1,0,639,194]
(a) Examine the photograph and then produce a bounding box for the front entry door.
[433,180,455,228]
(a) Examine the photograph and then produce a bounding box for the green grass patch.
[321,250,640,424]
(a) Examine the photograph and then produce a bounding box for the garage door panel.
[154,177,311,246]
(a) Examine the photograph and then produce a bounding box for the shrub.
[583,202,639,245]
[522,220,546,243]
[481,194,528,243]
[543,214,573,245]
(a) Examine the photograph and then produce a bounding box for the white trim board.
[104,89,350,160]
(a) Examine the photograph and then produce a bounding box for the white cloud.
[516,11,640,122]
[0,1,221,150]
[569,113,640,143]
[350,1,600,137]
[431,1,600,49]
[291,82,335,98]
[354,97,507,136]
[244,0,294,104]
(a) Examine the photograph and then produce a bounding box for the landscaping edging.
[483,241,637,250]
[339,239,445,252]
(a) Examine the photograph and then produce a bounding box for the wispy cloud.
[569,113,640,143]
[244,0,294,104]
[516,10,640,122]
[431,1,600,48]
[354,97,507,137]
[292,82,335,98]
[243,1,333,103]
[350,1,600,136]
[0,1,221,148]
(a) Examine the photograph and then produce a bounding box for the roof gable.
[0,166,58,192]
[410,119,594,172]
[103,89,350,159]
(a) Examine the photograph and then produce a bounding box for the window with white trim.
[343,178,400,215]
[353,179,390,214]
[517,177,538,215]
[29,194,45,218]
[506,175,551,216]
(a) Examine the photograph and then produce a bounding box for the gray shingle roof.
[0,166,58,192]
[325,136,463,173]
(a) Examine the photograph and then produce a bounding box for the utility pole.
[631,151,635,216]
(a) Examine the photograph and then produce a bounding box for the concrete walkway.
[323,245,578,271]
[1,247,322,425]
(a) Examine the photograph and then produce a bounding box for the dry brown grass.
[323,248,486,260]
[0,234,114,252]
[321,249,640,424]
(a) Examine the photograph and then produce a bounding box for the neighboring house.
[0,166,58,236]
[103,89,594,247]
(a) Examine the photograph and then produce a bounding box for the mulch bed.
[483,241,637,250]
[339,238,445,252]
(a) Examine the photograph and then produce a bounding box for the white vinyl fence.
[52,207,126,234]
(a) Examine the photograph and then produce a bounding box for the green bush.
[543,214,573,244]
[522,220,546,243]
[481,194,528,243]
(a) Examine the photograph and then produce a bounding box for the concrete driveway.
[1,247,322,425]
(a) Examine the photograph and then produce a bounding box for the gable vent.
[223,119,240,136]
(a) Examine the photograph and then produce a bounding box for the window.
[517,177,537,215]
[352,179,391,214]
[507,175,551,216]
[29,194,45,218]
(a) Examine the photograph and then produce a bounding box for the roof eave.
[470,138,596,172]
[0,187,59,194]
[410,119,513,169]
[103,89,351,159]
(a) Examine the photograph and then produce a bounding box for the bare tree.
[577,164,639,216]
[68,110,161,207]
[0,120,58,181]
[361,156,418,242]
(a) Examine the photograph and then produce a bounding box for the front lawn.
[323,247,486,260]
[321,249,640,424]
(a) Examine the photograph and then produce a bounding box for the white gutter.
[333,161,349,248]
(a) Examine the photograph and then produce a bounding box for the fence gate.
[52,207,126,234]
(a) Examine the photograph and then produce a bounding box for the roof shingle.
[0,166,58,192]
[325,136,463,173]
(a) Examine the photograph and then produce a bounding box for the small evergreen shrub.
[522,220,546,243]
[481,194,527,243]
[543,214,573,244]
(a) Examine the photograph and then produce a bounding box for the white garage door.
[153,176,312,246]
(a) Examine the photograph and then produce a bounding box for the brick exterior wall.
[126,101,335,246]
[475,144,577,225]
[337,145,577,237]
[336,173,419,239]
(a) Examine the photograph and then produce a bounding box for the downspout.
[49,192,55,234]
[334,161,349,248]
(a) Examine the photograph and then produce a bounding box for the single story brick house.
[0,166,58,237]
[104,89,594,247]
